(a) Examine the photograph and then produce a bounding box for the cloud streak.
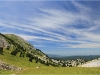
[0,1,100,55]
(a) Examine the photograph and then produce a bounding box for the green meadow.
[0,51,100,74]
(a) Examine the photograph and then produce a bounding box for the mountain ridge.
[0,33,56,67]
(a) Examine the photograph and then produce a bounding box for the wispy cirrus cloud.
[0,1,100,55]
[27,1,100,49]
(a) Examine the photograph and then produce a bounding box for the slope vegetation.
[0,33,55,68]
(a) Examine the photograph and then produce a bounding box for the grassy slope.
[0,50,45,74]
[0,51,100,74]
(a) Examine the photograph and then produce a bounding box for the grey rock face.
[0,38,6,48]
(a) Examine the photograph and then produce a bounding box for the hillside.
[0,33,57,68]
[79,58,100,67]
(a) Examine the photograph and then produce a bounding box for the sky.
[0,1,100,56]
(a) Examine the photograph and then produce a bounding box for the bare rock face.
[0,37,5,54]
[0,38,6,48]
[0,35,10,48]
[0,34,11,55]
[78,58,100,67]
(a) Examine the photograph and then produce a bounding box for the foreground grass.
[0,67,100,74]
[20,67,100,74]
[0,51,100,74]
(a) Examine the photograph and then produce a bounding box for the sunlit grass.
[0,51,100,74]
[2,66,100,74]
[19,67,100,74]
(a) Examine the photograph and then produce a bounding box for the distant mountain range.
[47,54,62,57]
[47,54,100,61]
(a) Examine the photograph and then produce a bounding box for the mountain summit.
[0,33,54,67]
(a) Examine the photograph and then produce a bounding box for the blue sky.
[0,1,100,56]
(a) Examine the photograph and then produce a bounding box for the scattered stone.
[0,59,22,71]
[36,66,39,68]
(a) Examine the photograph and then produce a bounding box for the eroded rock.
[0,60,22,71]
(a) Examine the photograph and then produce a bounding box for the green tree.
[0,47,3,55]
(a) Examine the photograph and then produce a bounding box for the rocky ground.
[78,58,100,67]
[0,59,22,71]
